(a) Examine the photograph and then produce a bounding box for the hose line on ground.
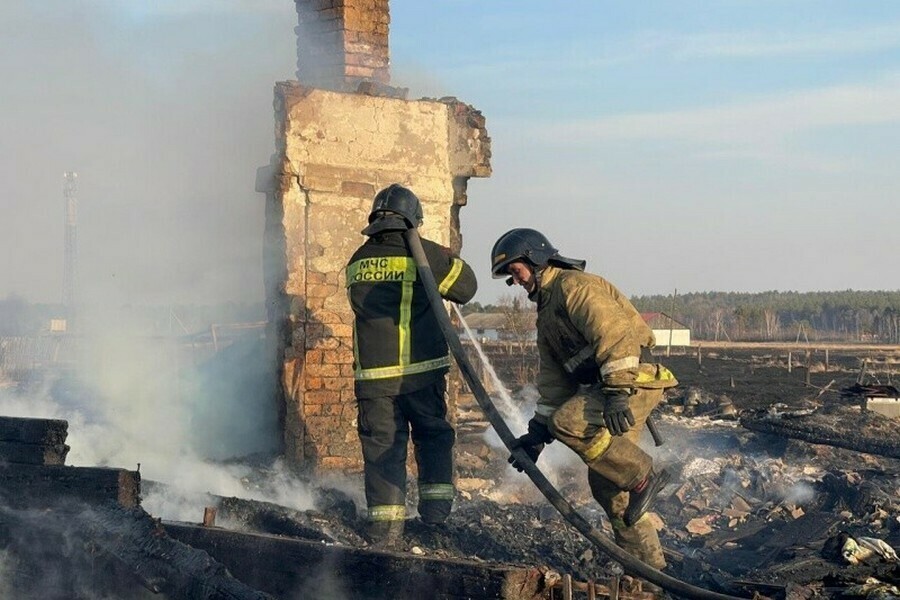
[403,228,748,600]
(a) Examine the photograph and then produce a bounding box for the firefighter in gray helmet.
[491,227,678,570]
[347,184,477,545]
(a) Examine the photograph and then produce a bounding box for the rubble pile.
[191,406,897,599]
[3,348,897,598]
[649,417,899,597]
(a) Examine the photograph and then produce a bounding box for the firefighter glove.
[603,390,635,436]
[508,418,553,472]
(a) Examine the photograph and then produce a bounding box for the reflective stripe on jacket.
[346,231,477,398]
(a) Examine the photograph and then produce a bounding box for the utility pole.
[666,288,677,357]
[62,171,78,324]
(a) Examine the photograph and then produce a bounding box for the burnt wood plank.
[0,441,69,465]
[740,406,900,459]
[0,416,68,445]
[0,464,140,508]
[164,522,547,600]
[1,504,273,599]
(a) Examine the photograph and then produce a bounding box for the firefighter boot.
[624,468,671,527]
[589,470,667,570]
[366,519,405,549]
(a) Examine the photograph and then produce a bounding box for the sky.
[2,1,899,307]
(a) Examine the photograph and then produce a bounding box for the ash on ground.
[192,349,899,598]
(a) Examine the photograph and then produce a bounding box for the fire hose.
[403,228,748,600]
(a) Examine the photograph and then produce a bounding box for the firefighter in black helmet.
[347,184,477,545]
[491,227,677,569]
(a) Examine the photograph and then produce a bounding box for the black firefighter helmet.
[361,183,424,236]
[490,228,586,278]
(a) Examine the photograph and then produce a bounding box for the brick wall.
[295,0,391,91]
[258,82,490,473]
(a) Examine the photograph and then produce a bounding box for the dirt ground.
[219,344,899,599]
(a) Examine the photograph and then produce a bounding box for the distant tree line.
[11,290,894,343]
[631,290,900,343]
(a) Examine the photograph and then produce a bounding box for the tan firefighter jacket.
[533,266,677,422]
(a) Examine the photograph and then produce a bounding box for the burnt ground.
[194,346,899,599]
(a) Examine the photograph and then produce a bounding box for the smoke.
[0,2,297,306]
[0,315,320,526]
[0,549,15,600]
[780,480,817,505]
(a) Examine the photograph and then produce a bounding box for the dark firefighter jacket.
[346,231,477,398]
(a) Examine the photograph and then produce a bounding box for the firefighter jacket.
[533,266,676,422]
[346,231,477,398]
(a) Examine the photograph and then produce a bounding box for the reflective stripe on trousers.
[418,482,455,501]
[368,504,406,522]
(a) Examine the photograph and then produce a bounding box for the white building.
[641,312,691,347]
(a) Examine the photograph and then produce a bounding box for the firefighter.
[490,228,677,569]
[346,184,477,544]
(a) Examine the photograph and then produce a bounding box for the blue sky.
[1,1,898,306]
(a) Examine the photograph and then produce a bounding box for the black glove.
[603,390,635,436]
[508,418,553,472]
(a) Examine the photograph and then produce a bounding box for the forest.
[634,290,900,343]
[464,290,900,344]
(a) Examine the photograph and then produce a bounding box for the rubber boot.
[418,499,452,525]
[366,519,405,549]
[589,470,667,570]
[624,468,671,527]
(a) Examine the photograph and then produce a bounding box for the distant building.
[641,312,691,347]
[459,310,691,347]
[458,312,537,342]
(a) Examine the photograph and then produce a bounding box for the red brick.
[344,65,375,78]
[323,349,354,364]
[307,416,342,430]
[328,324,353,338]
[320,456,356,470]
[324,403,346,416]
[309,309,344,324]
[324,377,353,391]
[306,363,341,377]
[308,336,341,350]
[305,391,340,405]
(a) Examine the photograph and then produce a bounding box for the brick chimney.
[295,0,391,91]
[259,1,492,474]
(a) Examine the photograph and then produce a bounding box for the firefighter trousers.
[548,386,667,569]
[357,379,456,538]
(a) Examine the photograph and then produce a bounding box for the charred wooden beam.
[215,494,366,546]
[739,405,900,459]
[0,441,69,465]
[164,522,549,600]
[0,416,68,445]
[0,464,140,508]
[0,416,69,465]
[0,503,273,599]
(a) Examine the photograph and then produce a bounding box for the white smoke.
[0,549,15,599]
[0,322,318,524]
